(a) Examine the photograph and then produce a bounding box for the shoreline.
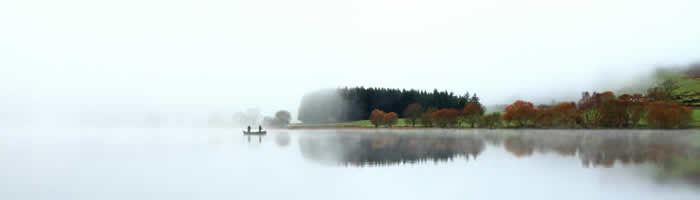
[286,126,700,130]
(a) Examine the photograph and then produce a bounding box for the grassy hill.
[671,77,700,107]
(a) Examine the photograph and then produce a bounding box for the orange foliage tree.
[551,102,581,128]
[383,112,398,127]
[535,105,554,128]
[402,103,423,127]
[502,100,536,128]
[646,101,692,129]
[369,109,385,128]
[462,102,485,128]
[433,109,458,128]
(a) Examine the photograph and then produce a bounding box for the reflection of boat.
[243,131,267,135]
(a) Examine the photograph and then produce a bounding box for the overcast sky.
[2,0,700,118]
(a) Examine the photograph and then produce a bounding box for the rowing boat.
[243,131,267,135]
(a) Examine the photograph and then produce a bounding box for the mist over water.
[2,128,699,200]
[2,1,700,199]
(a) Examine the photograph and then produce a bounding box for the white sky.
[2,0,700,118]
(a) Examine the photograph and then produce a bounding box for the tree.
[298,87,472,122]
[383,112,398,127]
[647,87,669,101]
[535,106,554,128]
[369,109,385,128]
[578,91,615,128]
[462,102,485,128]
[502,100,536,128]
[433,109,458,128]
[619,94,648,127]
[263,110,293,128]
[420,107,437,127]
[550,102,580,128]
[599,98,628,128]
[481,113,503,129]
[646,101,692,129]
[403,103,423,127]
[274,110,292,126]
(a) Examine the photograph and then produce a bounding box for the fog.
[2,0,700,125]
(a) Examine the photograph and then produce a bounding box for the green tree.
[481,113,503,129]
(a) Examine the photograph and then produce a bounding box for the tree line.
[367,82,694,129]
[298,87,480,123]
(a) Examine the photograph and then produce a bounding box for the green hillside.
[671,77,700,107]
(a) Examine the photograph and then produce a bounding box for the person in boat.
[247,126,251,133]
[258,125,262,132]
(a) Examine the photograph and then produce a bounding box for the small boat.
[243,130,267,135]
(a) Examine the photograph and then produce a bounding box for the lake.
[1,128,699,199]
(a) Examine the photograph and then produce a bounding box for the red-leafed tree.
[502,100,536,128]
[550,102,581,128]
[369,109,385,128]
[462,102,485,128]
[535,106,554,128]
[383,112,398,128]
[646,101,692,129]
[433,109,458,128]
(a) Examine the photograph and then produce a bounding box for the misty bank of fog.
[0,63,697,128]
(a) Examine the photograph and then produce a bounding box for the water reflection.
[298,130,700,183]
[299,131,484,166]
[275,132,291,147]
[246,135,265,143]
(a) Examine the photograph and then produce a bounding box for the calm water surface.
[1,128,699,199]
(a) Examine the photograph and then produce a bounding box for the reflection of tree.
[497,130,700,182]
[299,132,484,166]
[275,132,291,147]
[297,130,700,183]
[504,135,535,157]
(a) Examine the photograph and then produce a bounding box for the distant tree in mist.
[686,63,700,78]
[234,108,261,126]
[263,110,292,128]
[275,110,291,125]
[297,89,346,123]
[403,103,423,127]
